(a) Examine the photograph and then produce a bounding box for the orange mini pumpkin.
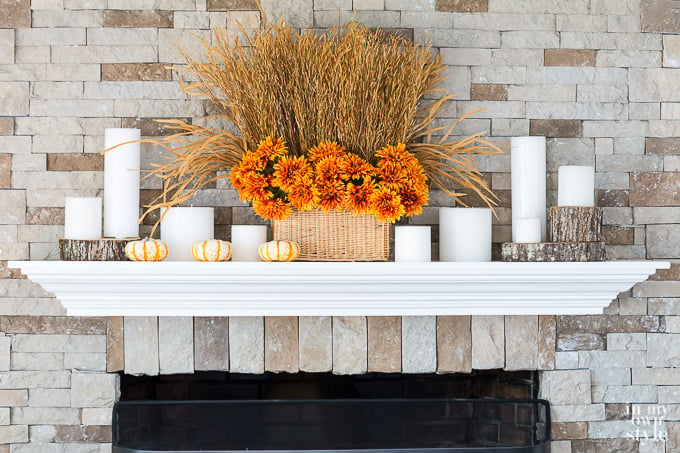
[258,240,300,262]
[125,238,169,261]
[191,239,232,262]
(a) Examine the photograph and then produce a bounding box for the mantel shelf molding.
[8,260,669,317]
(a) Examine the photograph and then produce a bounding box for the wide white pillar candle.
[558,165,595,207]
[64,197,102,240]
[232,225,267,261]
[439,207,492,262]
[394,226,431,262]
[511,136,546,242]
[514,217,542,243]
[161,207,214,261]
[104,128,141,238]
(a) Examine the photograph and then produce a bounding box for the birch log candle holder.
[59,238,136,261]
[549,206,602,243]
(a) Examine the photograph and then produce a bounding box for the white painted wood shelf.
[9,260,669,317]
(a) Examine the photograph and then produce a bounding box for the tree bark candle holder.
[549,206,602,242]
[59,238,136,261]
[501,242,606,262]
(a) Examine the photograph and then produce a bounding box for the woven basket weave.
[272,209,390,261]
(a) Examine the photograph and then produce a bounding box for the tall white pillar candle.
[232,225,268,261]
[394,226,431,262]
[514,217,542,243]
[439,208,492,262]
[161,207,214,261]
[104,128,141,238]
[558,165,595,207]
[64,197,102,240]
[511,136,546,242]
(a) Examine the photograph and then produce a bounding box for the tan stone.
[229,316,264,374]
[437,316,471,373]
[106,317,124,373]
[103,10,173,27]
[194,317,229,371]
[601,226,634,245]
[571,439,639,452]
[631,172,680,206]
[0,155,9,189]
[556,315,662,334]
[102,63,173,82]
[402,316,436,373]
[551,422,588,439]
[668,422,680,451]
[0,118,13,135]
[505,316,538,370]
[332,316,367,375]
[650,263,680,281]
[0,82,29,116]
[470,83,507,101]
[0,425,28,444]
[265,316,299,373]
[605,403,631,420]
[0,390,27,406]
[25,207,65,225]
[540,370,591,404]
[124,317,159,376]
[0,0,30,27]
[557,333,606,351]
[435,0,487,12]
[208,0,258,10]
[46,153,104,172]
[530,119,582,138]
[299,316,332,373]
[122,117,191,136]
[367,316,401,373]
[471,316,504,369]
[646,137,680,154]
[544,49,595,67]
[70,372,118,408]
[55,425,111,443]
[0,316,106,335]
[596,189,629,207]
[642,0,680,32]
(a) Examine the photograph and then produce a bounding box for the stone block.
[591,368,631,386]
[122,117,190,136]
[103,9,173,27]
[12,334,105,353]
[646,137,680,154]
[504,316,538,370]
[46,153,103,172]
[332,316,367,375]
[265,316,299,373]
[537,315,556,370]
[0,390,27,407]
[471,316,504,370]
[470,83,507,101]
[102,63,173,82]
[159,317,193,374]
[194,317,229,371]
[106,317,124,373]
[557,333,606,351]
[436,0,486,12]
[579,350,646,368]
[0,30,13,65]
[0,82,28,116]
[207,0,257,9]
[642,0,680,32]
[82,408,112,425]
[658,386,680,403]
[299,316,332,373]
[607,333,646,350]
[0,0,30,27]
[647,334,680,367]
[28,389,71,407]
[402,316,436,374]
[64,353,106,371]
[592,385,658,403]
[367,316,401,373]
[540,370,591,405]
[551,421,587,439]
[545,49,595,67]
[631,172,680,206]
[587,420,647,439]
[11,407,80,425]
[551,404,606,422]
[0,425,28,444]
[0,316,105,335]
[229,317,264,374]
[124,317,159,376]
[529,119,581,138]
[11,352,63,370]
[555,351,578,369]
[55,425,111,443]
[436,316,471,373]
[647,225,680,258]
[71,372,118,408]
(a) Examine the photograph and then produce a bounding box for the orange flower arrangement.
[230,137,430,223]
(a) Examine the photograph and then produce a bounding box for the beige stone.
[436,316,471,373]
[540,370,591,404]
[0,30,13,65]
[0,190,25,225]
[71,372,118,407]
[106,317,124,373]
[229,317,264,374]
[82,407,112,425]
[0,82,28,116]
[0,425,28,444]
[505,316,538,370]
[124,317,159,376]
[194,317,229,371]
[264,316,298,373]
[402,316,436,373]
[299,316,332,372]
[158,317,193,374]
[435,0,486,12]
[11,407,80,425]
[332,316,367,375]
[471,316,504,369]
[55,425,111,443]
[367,316,401,373]
[538,315,556,370]
[103,10,173,27]
[0,0,30,27]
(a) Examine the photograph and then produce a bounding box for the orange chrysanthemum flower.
[287,176,319,211]
[238,151,266,172]
[342,153,376,180]
[255,136,287,162]
[398,181,429,217]
[343,179,376,215]
[317,181,346,212]
[253,198,292,221]
[229,165,244,191]
[307,141,345,163]
[315,155,346,184]
[379,161,408,188]
[369,185,405,223]
[375,143,411,164]
[273,155,312,190]
[240,171,273,201]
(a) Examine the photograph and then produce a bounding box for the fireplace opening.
[113,371,550,453]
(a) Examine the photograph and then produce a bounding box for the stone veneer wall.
[1,0,680,451]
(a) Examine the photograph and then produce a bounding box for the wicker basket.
[272,209,390,261]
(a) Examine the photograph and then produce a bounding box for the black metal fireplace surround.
[112,372,550,453]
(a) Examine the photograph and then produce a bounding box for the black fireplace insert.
[112,399,550,453]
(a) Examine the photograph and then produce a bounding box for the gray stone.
[579,350,646,368]
[124,317,159,376]
[647,225,680,258]
[332,316,367,375]
[647,334,680,367]
[70,372,118,408]
[194,317,229,371]
[0,190,26,225]
[159,317,193,374]
[228,317,264,374]
[540,370,591,405]
[630,68,680,102]
[592,385,658,403]
[299,316,332,373]
[471,316,504,369]
[591,368,631,386]
[401,316,436,373]
[607,333,647,350]
[437,316,471,373]
[505,316,538,370]
[550,404,606,422]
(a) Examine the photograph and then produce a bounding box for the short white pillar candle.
[160,207,215,261]
[64,197,102,240]
[394,226,431,262]
[439,207,492,262]
[558,165,595,207]
[511,136,546,242]
[232,225,268,261]
[514,217,542,243]
[104,128,141,238]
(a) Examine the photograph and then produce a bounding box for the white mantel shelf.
[9,260,669,317]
